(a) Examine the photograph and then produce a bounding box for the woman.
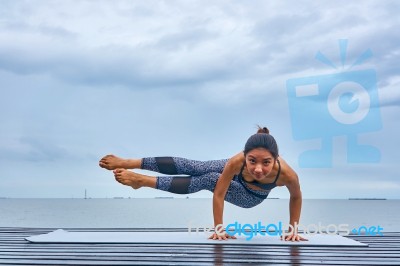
[99,126,306,241]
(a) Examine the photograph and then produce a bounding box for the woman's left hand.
[281,233,308,242]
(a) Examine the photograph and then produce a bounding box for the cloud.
[0,137,70,162]
[0,0,398,95]
[0,0,399,198]
[377,76,400,108]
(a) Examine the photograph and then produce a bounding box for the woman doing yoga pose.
[99,126,306,241]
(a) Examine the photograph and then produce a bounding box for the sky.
[0,0,399,199]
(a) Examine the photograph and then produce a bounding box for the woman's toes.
[114,168,124,174]
[99,155,127,170]
[99,157,113,169]
[112,170,142,189]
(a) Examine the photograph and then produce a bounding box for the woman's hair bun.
[256,126,270,134]
[244,127,278,158]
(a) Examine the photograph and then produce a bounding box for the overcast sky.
[1,0,399,199]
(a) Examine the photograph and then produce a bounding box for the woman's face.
[245,148,275,180]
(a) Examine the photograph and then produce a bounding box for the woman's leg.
[114,169,264,209]
[155,172,264,208]
[141,157,228,175]
[100,155,227,176]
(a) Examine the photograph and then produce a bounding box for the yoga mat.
[26,229,367,246]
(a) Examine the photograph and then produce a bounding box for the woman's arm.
[210,153,243,240]
[284,174,307,241]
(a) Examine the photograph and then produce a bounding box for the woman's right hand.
[208,232,237,241]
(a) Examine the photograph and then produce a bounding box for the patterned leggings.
[141,157,267,208]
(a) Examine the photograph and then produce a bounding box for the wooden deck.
[0,228,399,265]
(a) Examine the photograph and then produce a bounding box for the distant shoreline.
[1,197,397,200]
[348,198,387,200]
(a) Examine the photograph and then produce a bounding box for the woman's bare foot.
[113,168,156,189]
[99,155,141,170]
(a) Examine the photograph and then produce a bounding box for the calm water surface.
[0,198,398,232]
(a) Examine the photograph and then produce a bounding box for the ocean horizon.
[1,198,399,234]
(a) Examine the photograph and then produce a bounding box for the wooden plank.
[1,259,400,266]
[0,228,399,266]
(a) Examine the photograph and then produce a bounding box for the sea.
[0,198,399,234]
